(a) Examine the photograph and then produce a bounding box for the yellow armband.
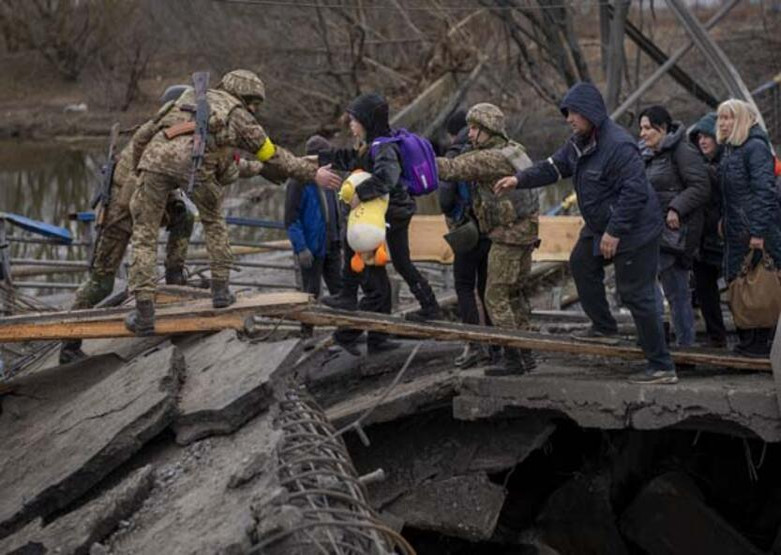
[256,137,277,162]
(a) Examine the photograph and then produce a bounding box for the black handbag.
[660,223,688,255]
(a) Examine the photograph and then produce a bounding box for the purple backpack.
[370,129,439,196]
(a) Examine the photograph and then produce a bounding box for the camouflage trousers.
[129,171,231,301]
[72,193,194,309]
[484,241,533,330]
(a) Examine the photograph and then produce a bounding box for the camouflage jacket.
[134,89,315,185]
[437,137,539,246]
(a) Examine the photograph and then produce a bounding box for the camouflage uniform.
[71,135,195,310]
[129,70,315,302]
[436,104,539,335]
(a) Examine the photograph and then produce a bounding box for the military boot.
[484,347,527,377]
[165,268,187,286]
[404,282,442,322]
[59,340,87,365]
[124,300,156,336]
[212,280,236,309]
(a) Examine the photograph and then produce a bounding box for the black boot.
[484,348,527,377]
[321,291,358,311]
[736,327,772,358]
[125,300,156,336]
[733,328,754,355]
[212,280,236,309]
[367,337,401,355]
[59,340,87,365]
[519,348,537,372]
[455,343,482,369]
[165,268,187,286]
[405,282,442,322]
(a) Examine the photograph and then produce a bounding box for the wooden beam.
[277,307,770,371]
[407,215,583,264]
[0,292,311,342]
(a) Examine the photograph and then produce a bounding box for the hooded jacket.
[688,112,724,266]
[318,93,417,222]
[642,121,710,264]
[516,82,662,254]
[719,124,781,281]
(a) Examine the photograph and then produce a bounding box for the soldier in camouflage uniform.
[125,69,316,335]
[58,123,196,364]
[436,103,540,376]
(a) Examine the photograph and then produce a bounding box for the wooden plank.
[406,215,583,264]
[0,292,310,343]
[278,307,771,371]
[536,216,583,262]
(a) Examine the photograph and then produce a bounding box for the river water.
[0,140,572,288]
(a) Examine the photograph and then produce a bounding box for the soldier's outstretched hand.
[315,164,342,190]
[493,175,518,195]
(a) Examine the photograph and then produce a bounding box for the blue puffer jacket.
[284,179,341,258]
[719,124,781,281]
[517,82,662,254]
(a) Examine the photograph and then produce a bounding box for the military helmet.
[219,69,266,102]
[160,84,190,104]
[444,219,479,255]
[466,103,507,138]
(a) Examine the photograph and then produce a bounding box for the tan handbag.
[727,250,781,329]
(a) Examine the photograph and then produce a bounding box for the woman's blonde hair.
[717,99,757,146]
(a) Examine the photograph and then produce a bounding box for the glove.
[297,249,314,270]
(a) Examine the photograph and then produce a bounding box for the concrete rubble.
[1,308,780,552]
[173,331,299,444]
[0,344,183,539]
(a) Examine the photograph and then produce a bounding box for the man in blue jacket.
[494,82,676,384]
[285,135,343,334]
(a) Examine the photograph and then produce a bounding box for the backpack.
[370,129,439,196]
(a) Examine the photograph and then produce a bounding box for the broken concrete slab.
[0,465,154,555]
[385,473,506,541]
[105,411,284,554]
[536,473,627,555]
[0,344,183,539]
[346,409,553,519]
[620,471,764,554]
[325,368,460,428]
[173,331,299,445]
[454,362,781,441]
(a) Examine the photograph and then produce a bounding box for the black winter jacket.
[516,82,662,254]
[642,122,710,264]
[719,124,781,281]
[688,113,724,267]
[318,142,417,222]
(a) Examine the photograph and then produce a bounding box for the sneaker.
[455,344,481,369]
[628,369,679,385]
[571,327,621,346]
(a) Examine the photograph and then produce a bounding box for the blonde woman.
[717,99,781,357]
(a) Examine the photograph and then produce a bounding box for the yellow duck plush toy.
[339,170,390,273]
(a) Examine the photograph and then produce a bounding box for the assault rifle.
[89,122,121,269]
[186,71,210,197]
